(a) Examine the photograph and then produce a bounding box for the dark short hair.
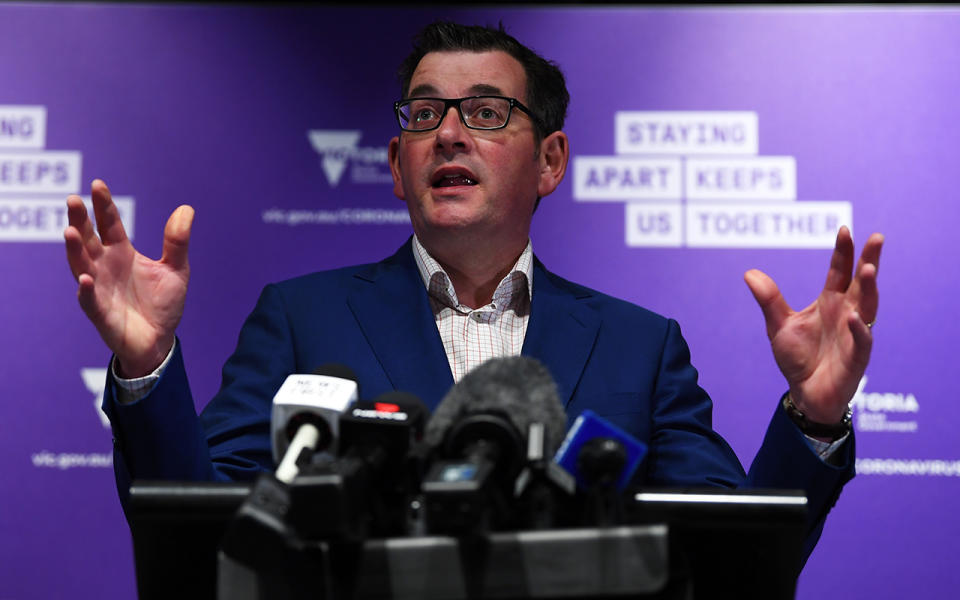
[397,21,569,140]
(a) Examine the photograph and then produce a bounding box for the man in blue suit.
[64,23,883,557]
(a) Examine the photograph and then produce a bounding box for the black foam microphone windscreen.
[424,356,567,456]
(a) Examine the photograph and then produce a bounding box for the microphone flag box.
[270,373,359,464]
[553,410,648,491]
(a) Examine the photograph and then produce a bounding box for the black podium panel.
[628,490,808,598]
[129,482,806,599]
[217,526,670,600]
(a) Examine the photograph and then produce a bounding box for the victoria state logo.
[849,375,919,433]
[81,368,110,428]
[307,130,391,187]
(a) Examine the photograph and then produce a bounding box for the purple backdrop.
[1,5,955,599]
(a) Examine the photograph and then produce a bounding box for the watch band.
[782,393,852,440]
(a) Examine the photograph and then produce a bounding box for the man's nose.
[434,105,470,151]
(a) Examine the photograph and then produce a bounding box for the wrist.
[788,389,849,424]
[116,338,175,378]
[782,392,852,442]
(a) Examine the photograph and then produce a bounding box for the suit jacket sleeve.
[646,318,854,560]
[102,283,297,511]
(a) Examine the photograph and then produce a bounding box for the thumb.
[161,205,194,272]
[744,268,791,338]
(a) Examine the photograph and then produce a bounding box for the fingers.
[90,179,130,246]
[848,233,884,323]
[64,179,130,261]
[161,205,195,272]
[65,192,109,321]
[848,310,874,367]
[824,227,883,325]
[853,232,884,284]
[64,226,92,281]
[66,193,102,255]
[823,226,855,292]
[744,269,792,338]
[860,232,885,267]
[75,273,102,321]
[64,194,100,280]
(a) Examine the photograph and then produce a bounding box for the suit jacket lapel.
[346,244,600,411]
[346,239,454,411]
[523,259,601,408]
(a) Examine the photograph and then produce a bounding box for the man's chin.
[417,208,493,237]
[426,215,483,231]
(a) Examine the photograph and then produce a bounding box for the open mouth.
[432,170,478,188]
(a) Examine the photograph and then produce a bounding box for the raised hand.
[64,179,194,377]
[744,226,884,425]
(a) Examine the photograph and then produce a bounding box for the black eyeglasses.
[394,95,543,133]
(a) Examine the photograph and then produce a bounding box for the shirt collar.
[412,235,534,311]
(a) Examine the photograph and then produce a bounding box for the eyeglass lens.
[398,97,512,131]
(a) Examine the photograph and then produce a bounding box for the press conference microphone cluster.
[224,355,652,573]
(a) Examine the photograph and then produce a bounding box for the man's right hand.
[64,179,194,378]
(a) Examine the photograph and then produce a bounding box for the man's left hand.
[745,226,884,426]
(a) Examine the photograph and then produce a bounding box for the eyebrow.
[407,84,440,98]
[406,83,506,99]
[468,83,504,96]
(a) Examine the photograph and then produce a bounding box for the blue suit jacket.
[104,239,854,555]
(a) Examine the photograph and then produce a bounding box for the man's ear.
[537,131,569,198]
[388,136,405,200]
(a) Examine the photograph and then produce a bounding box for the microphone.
[222,364,358,572]
[424,356,567,456]
[553,410,648,526]
[554,410,648,491]
[270,364,359,482]
[288,391,429,540]
[513,421,577,529]
[421,356,567,534]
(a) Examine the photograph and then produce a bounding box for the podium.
[129,482,806,599]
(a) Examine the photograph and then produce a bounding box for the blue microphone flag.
[553,410,648,491]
